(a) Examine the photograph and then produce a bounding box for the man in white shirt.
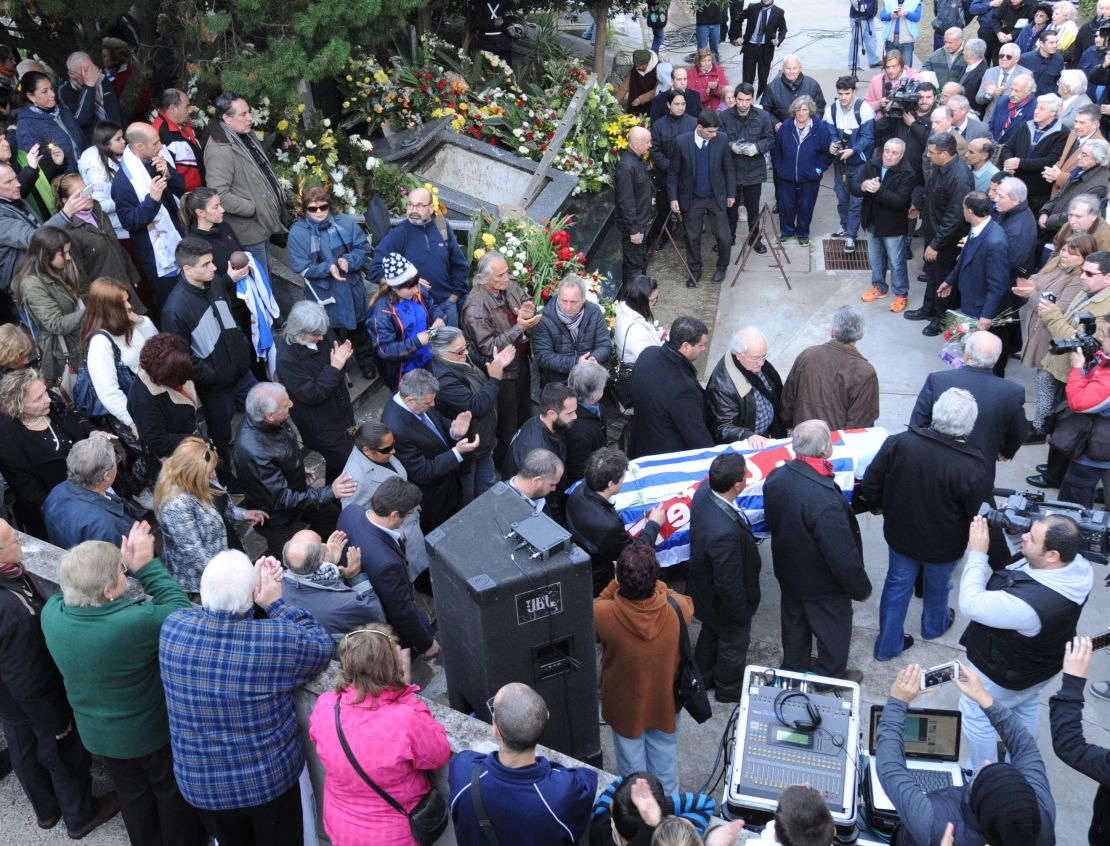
[825,76,875,254]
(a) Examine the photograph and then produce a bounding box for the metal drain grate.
[823,239,872,271]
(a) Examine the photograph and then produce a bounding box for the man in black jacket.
[763,420,872,680]
[503,383,577,521]
[863,388,992,662]
[234,382,357,556]
[648,90,697,246]
[743,1,789,99]
[873,82,936,185]
[759,54,822,129]
[999,93,1068,216]
[629,316,714,459]
[853,138,916,311]
[648,67,702,124]
[614,127,654,291]
[720,83,776,254]
[688,453,761,703]
[565,447,664,596]
[704,326,785,446]
[668,110,736,286]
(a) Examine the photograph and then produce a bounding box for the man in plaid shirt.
[159,550,333,845]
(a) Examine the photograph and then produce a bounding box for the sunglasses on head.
[305,203,329,213]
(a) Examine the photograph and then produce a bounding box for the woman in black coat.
[275,301,356,483]
[126,332,200,468]
[704,327,786,446]
[565,359,610,485]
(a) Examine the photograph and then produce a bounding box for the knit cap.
[968,762,1041,844]
[632,49,652,66]
[381,252,419,287]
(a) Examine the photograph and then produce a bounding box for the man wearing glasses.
[368,187,470,327]
[975,45,1032,123]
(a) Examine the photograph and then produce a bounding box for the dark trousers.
[195,780,303,846]
[1059,462,1110,509]
[728,182,764,245]
[151,274,179,317]
[780,593,853,677]
[102,742,206,846]
[1044,378,1071,486]
[302,432,352,484]
[255,501,341,558]
[198,369,259,449]
[621,234,648,290]
[742,43,775,97]
[2,719,96,831]
[683,195,732,279]
[495,367,533,471]
[693,616,752,700]
[721,0,745,41]
[776,180,820,239]
[334,323,376,377]
[922,246,959,318]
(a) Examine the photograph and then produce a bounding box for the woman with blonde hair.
[13,226,84,385]
[154,437,267,593]
[0,323,39,374]
[688,48,729,112]
[309,622,450,846]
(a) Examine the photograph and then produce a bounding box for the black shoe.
[38,812,61,830]
[359,365,375,380]
[714,690,740,703]
[686,277,698,288]
[67,793,120,840]
[753,240,768,254]
[917,272,928,282]
[712,243,719,252]
[1025,473,1057,489]
[924,608,957,639]
[906,246,914,260]
[1037,463,1048,473]
[831,228,846,238]
[902,634,915,651]
[1098,487,1105,504]
[1024,428,1046,445]
[712,270,726,284]
[904,308,931,321]
[922,322,941,337]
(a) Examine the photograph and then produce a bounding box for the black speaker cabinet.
[426,482,601,766]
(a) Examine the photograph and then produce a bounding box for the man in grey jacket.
[281,528,383,639]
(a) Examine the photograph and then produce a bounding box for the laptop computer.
[867,705,965,814]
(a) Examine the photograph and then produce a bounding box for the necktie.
[419,412,447,445]
[1000,70,1010,91]
[754,7,769,44]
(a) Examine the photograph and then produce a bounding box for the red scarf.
[798,455,834,477]
[1003,95,1031,132]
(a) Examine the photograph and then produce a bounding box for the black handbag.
[333,699,449,846]
[667,596,713,724]
[612,324,636,408]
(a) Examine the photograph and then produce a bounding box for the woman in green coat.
[13,226,84,384]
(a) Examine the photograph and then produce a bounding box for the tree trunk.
[592,0,608,78]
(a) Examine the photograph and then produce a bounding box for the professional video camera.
[884,79,921,119]
[1049,310,1100,365]
[979,488,1110,565]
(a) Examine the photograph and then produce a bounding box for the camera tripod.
[646,208,699,285]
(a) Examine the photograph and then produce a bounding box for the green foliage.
[1080,0,1097,19]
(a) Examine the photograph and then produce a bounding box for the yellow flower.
[297,104,306,114]
[374,70,389,85]
[481,233,496,247]
[342,101,350,109]
[473,248,486,260]
[306,155,316,164]
[615,136,628,149]
[276,119,289,132]
[346,75,353,82]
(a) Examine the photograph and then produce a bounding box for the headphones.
[773,688,822,732]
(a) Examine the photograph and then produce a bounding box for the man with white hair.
[939,81,964,105]
[1057,69,1093,131]
[992,181,1039,367]
[923,27,967,88]
[42,436,133,548]
[948,94,990,141]
[1038,140,1110,234]
[781,305,879,429]
[863,388,991,663]
[531,273,611,384]
[159,550,333,845]
[958,38,989,108]
[60,51,121,140]
[910,331,1030,482]
[976,43,1032,123]
[987,71,1037,148]
[705,326,786,446]
[999,92,1067,213]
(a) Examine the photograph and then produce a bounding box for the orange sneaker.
[860,287,888,302]
[890,296,908,313]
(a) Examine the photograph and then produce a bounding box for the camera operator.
[1053,313,1110,508]
[959,512,1093,772]
[1029,250,1110,489]
[1049,636,1110,845]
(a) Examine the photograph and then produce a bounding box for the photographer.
[825,77,875,254]
[1054,312,1110,508]
[865,49,921,116]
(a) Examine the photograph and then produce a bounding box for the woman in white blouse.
[614,273,664,365]
[76,120,128,240]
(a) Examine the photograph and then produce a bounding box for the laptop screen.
[868,706,961,761]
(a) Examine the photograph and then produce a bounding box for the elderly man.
[705,326,786,446]
[649,66,702,123]
[532,274,611,386]
[866,388,991,663]
[992,181,1039,367]
[764,420,871,681]
[959,38,989,107]
[721,82,776,255]
[614,126,654,289]
[160,550,333,845]
[999,93,1066,214]
[781,305,879,429]
[111,121,185,308]
[0,162,75,294]
[949,94,990,141]
[380,368,479,532]
[741,0,788,97]
[152,88,204,192]
[1047,194,1110,258]
[939,80,965,106]
[759,54,823,129]
[965,137,1000,192]
[923,27,968,88]
[616,49,659,116]
[1045,105,1107,202]
[0,519,120,839]
[977,44,1033,122]
[280,528,383,638]
[60,51,122,140]
[1019,30,1064,95]
[42,437,133,548]
[921,106,969,180]
[42,523,205,846]
[1057,70,1093,131]
[368,186,469,325]
[854,138,916,311]
[1039,140,1110,234]
[234,382,356,555]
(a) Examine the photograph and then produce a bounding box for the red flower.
[557,246,573,261]
[421,84,429,93]
[424,72,432,80]
[541,287,553,301]
[437,79,446,89]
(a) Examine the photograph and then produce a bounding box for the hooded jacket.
[281,567,385,640]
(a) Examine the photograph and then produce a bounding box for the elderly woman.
[595,544,693,794]
[428,326,513,502]
[40,522,206,846]
[1016,3,1054,53]
[0,368,91,537]
[308,622,451,846]
[289,185,376,379]
[13,227,84,385]
[565,360,609,485]
[13,71,84,172]
[1014,232,1096,440]
[1047,1,1079,55]
[705,326,786,447]
[126,332,199,468]
[155,437,267,593]
[532,273,612,388]
[41,437,133,548]
[367,252,446,390]
[275,300,357,483]
[0,323,39,374]
[341,421,430,583]
[772,95,833,247]
[688,48,729,112]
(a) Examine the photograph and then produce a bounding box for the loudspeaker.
[426,483,601,765]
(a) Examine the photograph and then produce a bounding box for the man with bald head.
[614,126,654,290]
[368,185,470,325]
[110,121,185,309]
[965,136,1000,192]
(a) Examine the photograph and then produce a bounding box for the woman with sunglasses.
[367,252,445,390]
[308,622,450,846]
[340,421,430,583]
[154,436,267,594]
[288,185,376,379]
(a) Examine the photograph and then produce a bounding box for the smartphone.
[1092,631,1110,652]
[79,184,96,198]
[921,661,960,690]
[1042,292,1057,304]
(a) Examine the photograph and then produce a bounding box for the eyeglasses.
[448,344,468,356]
[305,203,329,213]
[486,695,496,716]
[372,442,396,454]
[407,201,432,209]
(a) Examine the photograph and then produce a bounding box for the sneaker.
[861,287,888,302]
[779,235,796,244]
[798,237,810,246]
[844,238,856,253]
[1090,681,1110,701]
[890,296,908,313]
[831,229,846,238]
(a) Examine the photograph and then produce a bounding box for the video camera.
[1049,310,1101,366]
[978,488,1110,565]
[884,79,921,119]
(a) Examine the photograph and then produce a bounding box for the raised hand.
[450,410,473,439]
[325,530,348,564]
[120,521,156,573]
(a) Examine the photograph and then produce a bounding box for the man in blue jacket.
[43,438,134,549]
[368,187,470,326]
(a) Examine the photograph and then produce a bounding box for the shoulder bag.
[666,596,713,724]
[612,323,637,408]
[73,330,136,419]
[469,761,503,846]
[333,698,448,846]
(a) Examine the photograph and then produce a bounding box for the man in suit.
[668,109,736,286]
[910,332,1029,483]
[688,452,761,703]
[1044,105,1106,200]
[1038,140,1110,236]
[999,93,1067,215]
[565,447,664,597]
[763,420,872,681]
[854,138,917,312]
[976,44,1032,123]
[648,66,702,124]
[337,476,439,657]
[648,90,698,248]
[949,95,990,141]
[988,73,1038,151]
[380,368,480,534]
[992,178,1039,371]
[741,0,787,98]
[629,316,714,459]
[1056,70,1093,132]
[958,39,989,112]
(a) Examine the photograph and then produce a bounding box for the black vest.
[961,568,1084,690]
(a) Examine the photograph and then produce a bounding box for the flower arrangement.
[469,212,586,304]
[938,309,1019,368]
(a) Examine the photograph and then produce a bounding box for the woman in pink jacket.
[309,623,451,846]
[688,48,730,112]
